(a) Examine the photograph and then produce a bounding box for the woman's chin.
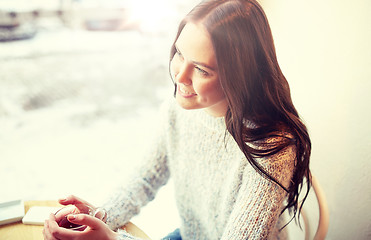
[176,96,198,110]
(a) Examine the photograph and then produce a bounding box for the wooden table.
[0,200,151,240]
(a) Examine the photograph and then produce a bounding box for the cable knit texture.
[102,98,295,240]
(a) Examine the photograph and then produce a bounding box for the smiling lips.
[178,85,197,98]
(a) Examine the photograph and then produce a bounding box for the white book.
[22,206,61,225]
[0,199,25,226]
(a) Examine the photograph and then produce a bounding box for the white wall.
[261,0,371,239]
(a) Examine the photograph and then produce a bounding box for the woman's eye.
[195,66,209,76]
[175,48,183,59]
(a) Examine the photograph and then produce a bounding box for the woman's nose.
[175,63,192,86]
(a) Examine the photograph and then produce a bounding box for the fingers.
[44,213,80,240]
[43,216,53,239]
[67,214,105,230]
[43,213,61,240]
[59,195,82,205]
[59,195,89,206]
[44,212,115,240]
[54,205,76,222]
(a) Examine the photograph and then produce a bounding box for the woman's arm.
[221,144,296,239]
[102,100,173,231]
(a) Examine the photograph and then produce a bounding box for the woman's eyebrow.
[175,44,216,72]
[192,60,216,71]
[175,44,181,53]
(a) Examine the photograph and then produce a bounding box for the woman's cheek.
[170,60,176,78]
[193,79,210,95]
[170,57,182,80]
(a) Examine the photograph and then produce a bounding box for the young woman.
[43,0,311,239]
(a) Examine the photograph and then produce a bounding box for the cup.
[54,204,107,231]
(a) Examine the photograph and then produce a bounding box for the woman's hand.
[43,213,118,240]
[58,195,94,209]
[43,195,116,240]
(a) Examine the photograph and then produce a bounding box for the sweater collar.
[194,108,226,132]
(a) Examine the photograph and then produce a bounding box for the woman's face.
[170,23,228,117]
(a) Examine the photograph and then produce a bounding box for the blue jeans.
[162,228,182,240]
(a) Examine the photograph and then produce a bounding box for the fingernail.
[68,215,76,220]
[59,196,70,202]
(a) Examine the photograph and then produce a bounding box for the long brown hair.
[170,0,311,224]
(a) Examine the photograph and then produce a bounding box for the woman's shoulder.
[243,119,295,141]
[243,120,296,162]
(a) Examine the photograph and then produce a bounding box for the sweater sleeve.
[102,99,172,232]
[221,143,296,240]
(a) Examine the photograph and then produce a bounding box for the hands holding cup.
[43,195,117,240]
[55,203,107,231]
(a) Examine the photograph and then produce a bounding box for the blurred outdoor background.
[0,0,370,239]
[0,0,195,237]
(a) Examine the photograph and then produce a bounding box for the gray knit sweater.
[103,98,295,240]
